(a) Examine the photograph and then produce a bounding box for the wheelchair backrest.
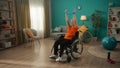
[71,31,79,42]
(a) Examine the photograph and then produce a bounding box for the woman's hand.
[73,10,76,14]
[65,9,68,13]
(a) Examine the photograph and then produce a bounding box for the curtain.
[14,0,30,44]
[29,0,45,38]
[44,0,51,38]
[14,0,51,44]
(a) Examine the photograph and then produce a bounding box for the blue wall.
[51,0,120,39]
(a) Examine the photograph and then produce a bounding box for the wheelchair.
[50,36,83,62]
[50,29,92,62]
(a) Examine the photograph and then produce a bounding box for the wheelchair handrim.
[71,41,83,59]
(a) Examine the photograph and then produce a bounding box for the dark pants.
[53,36,72,57]
[53,32,78,57]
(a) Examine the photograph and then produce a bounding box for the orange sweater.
[64,25,78,40]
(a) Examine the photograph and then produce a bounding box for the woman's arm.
[65,9,70,27]
[72,10,77,26]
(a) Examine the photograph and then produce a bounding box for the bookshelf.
[108,7,120,41]
[0,0,17,49]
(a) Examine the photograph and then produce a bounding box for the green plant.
[91,10,103,37]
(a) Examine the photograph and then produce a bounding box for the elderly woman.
[49,10,79,62]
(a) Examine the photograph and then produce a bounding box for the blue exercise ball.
[102,36,117,50]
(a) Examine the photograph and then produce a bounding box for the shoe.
[63,50,66,53]
[49,55,57,59]
[56,57,62,62]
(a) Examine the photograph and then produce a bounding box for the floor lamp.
[80,15,87,25]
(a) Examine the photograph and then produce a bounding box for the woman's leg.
[59,39,70,57]
[53,36,64,55]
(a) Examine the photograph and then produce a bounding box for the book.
[111,29,117,34]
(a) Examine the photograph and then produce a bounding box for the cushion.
[54,27,62,32]
[25,28,34,38]
[78,25,88,32]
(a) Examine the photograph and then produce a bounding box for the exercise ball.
[102,36,117,50]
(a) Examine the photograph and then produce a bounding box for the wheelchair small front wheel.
[71,40,83,59]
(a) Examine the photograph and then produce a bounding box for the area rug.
[88,44,120,62]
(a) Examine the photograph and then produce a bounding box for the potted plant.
[91,10,103,40]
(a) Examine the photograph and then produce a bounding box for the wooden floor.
[0,38,120,68]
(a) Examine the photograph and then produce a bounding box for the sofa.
[50,26,67,39]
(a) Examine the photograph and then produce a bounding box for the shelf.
[108,27,120,29]
[0,36,15,41]
[108,14,117,16]
[0,0,17,49]
[0,9,12,12]
[0,45,16,50]
[0,18,13,21]
[0,28,14,31]
[108,33,120,35]
[108,7,120,41]
[0,0,12,2]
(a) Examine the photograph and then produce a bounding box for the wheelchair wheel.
[82,31,92,43]
[49,46,56,59]
[70,39,83,59]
